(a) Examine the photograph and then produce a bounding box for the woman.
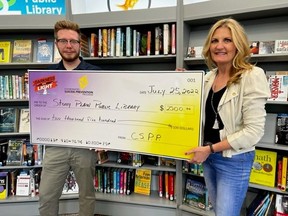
[185,18,270,216]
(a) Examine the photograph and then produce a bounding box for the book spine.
[133,29,137,56]
[163,24,170,55]
[165,171,169,199]
[98,28,102,57]
[155,26,160,55]
[110,28,115,57]
[168,172,174,201]
[102,29,108,57]
[277,158,283,189]
[158,171,163,197]
[126,27,131,57]
[120,169,124,194]
[115,27,121,57]
[171,23,176,54]
[147,31,151,56]
[281,156,288,191]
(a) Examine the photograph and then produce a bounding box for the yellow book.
[249,149,277,187]
[12,40,33,63]
[134,169,151,195]
[0,41,12,63]
[281,156,288,191]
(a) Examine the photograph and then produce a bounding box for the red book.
[168,172,174,201]
[278,158,283,189]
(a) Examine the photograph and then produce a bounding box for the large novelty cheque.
[29,70,204,160]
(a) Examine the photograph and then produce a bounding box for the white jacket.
[203,66,271,157]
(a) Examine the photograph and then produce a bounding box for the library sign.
[0,0,66,15]
[28,70,204,160]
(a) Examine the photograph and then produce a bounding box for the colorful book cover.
[36,39,53,63]
[134,169,151,196]
[183,177,212,211]
[0,107,19,133]
[249,149,277,187]
[267,75,288,101]
[62,170,79,194]
[0,41,12,63]
[259,41,275,54]
[275,113,288,145]
[250,41,260,55]
[274,40,288,54]
[12,40,33,63]
[18,108,30,133]
[0,172,8,199]
[6,139,23,166]
[275,194,288,216]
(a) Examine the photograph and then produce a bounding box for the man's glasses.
[57,39,80,46]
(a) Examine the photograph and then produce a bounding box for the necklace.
[210,78,228,129]
[211,91,220,129]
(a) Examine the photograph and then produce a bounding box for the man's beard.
[59,51,80,62]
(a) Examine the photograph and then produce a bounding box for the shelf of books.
[184,53,288,66]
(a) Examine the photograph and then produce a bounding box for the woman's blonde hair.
[202,18,253,85]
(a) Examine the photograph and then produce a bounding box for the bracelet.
[208,142,215,154]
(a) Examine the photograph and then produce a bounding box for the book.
[62,170,79,194]
[53,43,62,62]
[163,23,170,55]
[18,108,30,133]
[267,74,288,101]
[8,169,19,196]
[134,169,151,196]
[12,40,33,63]
[102,28,108,57]
[277,158,283,189]
[155,26,162,55]
[22,141,34,166]
[264,193,275,216]
[0,172,8,199]
[158,171,164,197]
[6,139,23,166]
[259,41,275,54]
[275,113,288,145]
[281,156,288,191]
[36,39,53,63]
[187,46,203,58]
[246,190,269,216]
[97,150,109,164]
[250,41,260,55]
[274,40,288,54]
[275,194,288,216]
[126,168,135,195]
[171,23,176,55]
[117,152,132,165]
[183,177,212,211]
[0,141,8,166]
[249,149,277,187]
[80,33,90,57]
[0,107,19,133]
[168,172,175,201]
[16,174,30,196]
[90,33,98,57]
[0,41,12,63]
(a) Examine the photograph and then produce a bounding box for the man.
[39,20,100,216]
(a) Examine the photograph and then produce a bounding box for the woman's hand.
[185,146,210,164]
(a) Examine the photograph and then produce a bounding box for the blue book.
[36,39,53,63]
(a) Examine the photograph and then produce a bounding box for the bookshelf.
[0,0,288,215]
